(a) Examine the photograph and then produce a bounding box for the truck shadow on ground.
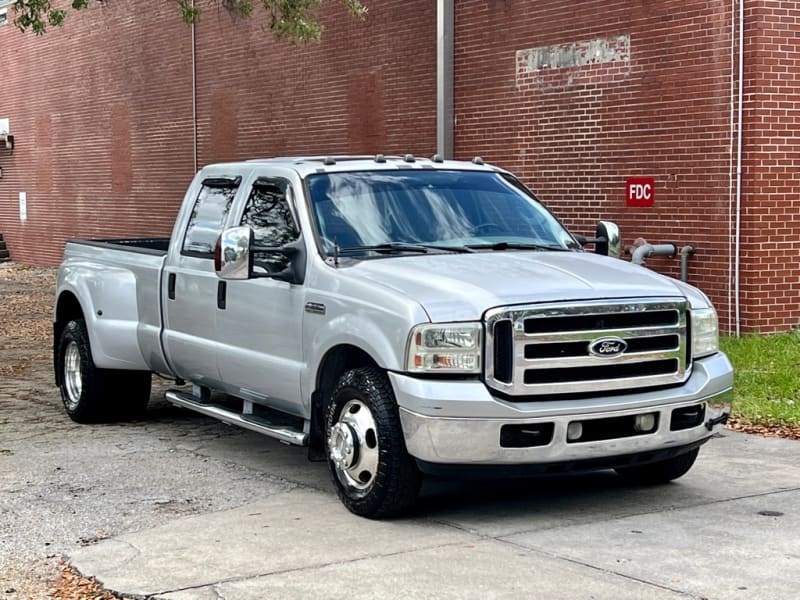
[141,397,702,525]
[415,471,669,522]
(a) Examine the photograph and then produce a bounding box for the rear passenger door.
[214,175,306,416]
[161,175,241,387]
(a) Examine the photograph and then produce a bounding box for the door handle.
[217,281,227,310]
[168,273,176,300]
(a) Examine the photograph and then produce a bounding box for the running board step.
[165,390,308,446]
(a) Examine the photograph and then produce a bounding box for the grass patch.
[720,332,800,427]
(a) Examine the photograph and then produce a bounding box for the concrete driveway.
[70,428,799,600]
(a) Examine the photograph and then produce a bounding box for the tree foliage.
[12,0,367,42]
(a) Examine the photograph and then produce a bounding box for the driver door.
[214,175,306,416]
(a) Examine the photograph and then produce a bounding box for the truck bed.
[72,237,171,255]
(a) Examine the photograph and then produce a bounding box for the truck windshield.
[306,170,575,257]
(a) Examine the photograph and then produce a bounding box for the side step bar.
[165,390,308,446]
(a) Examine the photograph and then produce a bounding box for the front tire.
[325,367,421,518]
[57,319,151,423]
[615,448,699,484]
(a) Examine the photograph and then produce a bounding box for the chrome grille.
[485,298,690,397]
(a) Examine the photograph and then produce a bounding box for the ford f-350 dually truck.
[53,155,732,518]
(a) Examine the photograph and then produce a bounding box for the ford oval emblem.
[589,337,628,357]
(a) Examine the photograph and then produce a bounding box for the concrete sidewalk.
[70,430,800,600]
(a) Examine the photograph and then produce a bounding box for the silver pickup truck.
[53,155,733,518]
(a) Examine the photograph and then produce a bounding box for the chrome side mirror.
[215,226,254,280]
[595,221,621,258]
[215,226,307,284]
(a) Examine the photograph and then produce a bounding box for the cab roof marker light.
[403,154,416,163]
[375,154,387,163]
[472,156,485,165]
[323,156,336,165]
[431,154,444,163]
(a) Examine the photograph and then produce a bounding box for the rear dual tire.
[57,319,151,423]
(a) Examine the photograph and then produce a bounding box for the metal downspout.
[191,1,198,173]
[728,0,736,333]
[436,0,454,159]
[734,0,744,336]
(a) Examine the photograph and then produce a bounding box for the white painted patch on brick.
[516,34,630,86]
[517,35,630,72]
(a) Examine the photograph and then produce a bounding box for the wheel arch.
[308,344,381,459]
[53,290,86,385]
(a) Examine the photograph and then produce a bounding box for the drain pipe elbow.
[680,244,696,283]
[631,244,654,266]
[631,243,678,266]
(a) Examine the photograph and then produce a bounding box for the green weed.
[720,333,800,426]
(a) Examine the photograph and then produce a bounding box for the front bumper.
[391,352,733,465]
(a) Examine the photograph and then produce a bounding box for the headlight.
[406,323,482,374]
[692,307,719,358]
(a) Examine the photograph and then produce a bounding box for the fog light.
[567,421,583,441]
[634,413,657,433]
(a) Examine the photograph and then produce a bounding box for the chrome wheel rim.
[328,399,379,492]
[63,341,83,410]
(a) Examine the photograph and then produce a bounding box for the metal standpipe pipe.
[631,243,678,267]
[436,0,454,159]
[680,244,696,283]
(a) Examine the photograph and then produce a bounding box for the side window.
[181,177,241,257]
[0,0,9,26]
[241,177,300,272]
[242,178,299,245]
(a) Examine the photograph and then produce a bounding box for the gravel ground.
[0,265,298,599]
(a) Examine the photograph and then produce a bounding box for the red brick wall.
[0,1,195,265]
[2,0,799,333]
[192,1,436,164]
[0,0,436,265]
[454,0,745,330]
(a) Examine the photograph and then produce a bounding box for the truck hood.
[348,251,696,322]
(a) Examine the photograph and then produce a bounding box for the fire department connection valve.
[626,239,697,283]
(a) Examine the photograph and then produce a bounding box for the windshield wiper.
[337,243,475,255]
[465,241,569,252]
[421,244,475,253]
[337,243,430,254]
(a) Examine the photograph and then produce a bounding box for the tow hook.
[705,413,730,431]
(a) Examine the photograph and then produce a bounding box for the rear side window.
[181,177,241,257]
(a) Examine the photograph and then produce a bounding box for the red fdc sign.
[626,177,654,207]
